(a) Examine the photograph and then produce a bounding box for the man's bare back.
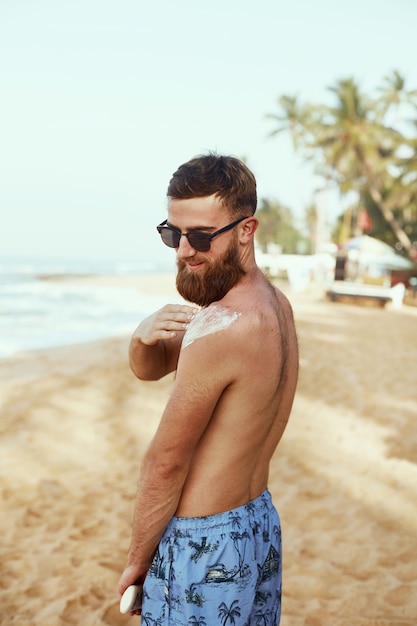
[175,271,299,516]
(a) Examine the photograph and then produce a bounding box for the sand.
[1,275,417,626]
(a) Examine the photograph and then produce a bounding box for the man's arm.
[129,304,198,380]
[118,325,236,599]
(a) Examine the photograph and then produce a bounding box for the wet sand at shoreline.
[1,275,416,625]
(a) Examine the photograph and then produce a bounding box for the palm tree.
[375,71,417,248]
[188,615,206,626]
[188,537,219,563]
[141,612,156,626]
[254,607,274,626]
[267,94,314,210]
[256,198,304,253]
[311,77,413,253]
[376,69,407,119]
[228,511,243,529]
[269,75,417,255]
[185,583,205,608]
[267,94,310,151]
[377,69,417,118]
[218,599,241,626]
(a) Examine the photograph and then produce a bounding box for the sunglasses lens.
[187,234,211,252]
[158,225,211,251]
[160,227,180,248]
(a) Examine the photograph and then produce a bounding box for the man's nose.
[177,234,196,258]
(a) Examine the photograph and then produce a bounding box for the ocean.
[0,255,177,359]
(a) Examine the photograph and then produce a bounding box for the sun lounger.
[326,282,405,308]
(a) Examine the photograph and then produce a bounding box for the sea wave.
[0,255,176,357]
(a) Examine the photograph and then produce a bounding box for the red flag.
[357,209,372,231]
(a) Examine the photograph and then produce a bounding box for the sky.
[1,0,417,265]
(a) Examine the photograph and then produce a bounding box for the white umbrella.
[342,235,416,271]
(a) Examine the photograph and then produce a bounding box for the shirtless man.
[118,154,299,625]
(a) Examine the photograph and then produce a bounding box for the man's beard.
[176,237,245,307]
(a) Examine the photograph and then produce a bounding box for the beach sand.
[1,275,416,625]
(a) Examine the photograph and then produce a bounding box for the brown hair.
[167,153,257,217]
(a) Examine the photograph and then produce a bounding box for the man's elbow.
[129,359,161,382]
[129,338,166,381]
[144,448,190,484]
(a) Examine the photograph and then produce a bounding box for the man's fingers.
[132,304,199,346]
[156,305,198,328]
[164,304,198,319]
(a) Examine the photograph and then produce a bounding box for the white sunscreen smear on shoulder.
[182,305,240,349]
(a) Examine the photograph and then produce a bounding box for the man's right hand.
[129,304,198,380]
[133,304,198,346]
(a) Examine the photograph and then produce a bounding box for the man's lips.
[186,261,205,270]
[177,256,207,272]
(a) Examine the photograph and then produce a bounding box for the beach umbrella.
[342,235,416,271]
[366,253,416,271]
[342,235,396,255]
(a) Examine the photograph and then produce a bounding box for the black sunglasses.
[156,216,249,252]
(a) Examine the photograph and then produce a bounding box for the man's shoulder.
[217,276,291,320]
[181,303,241,350]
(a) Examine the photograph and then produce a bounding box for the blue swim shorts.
[142,489,282,625]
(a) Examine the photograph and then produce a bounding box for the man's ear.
[240,216,258,242]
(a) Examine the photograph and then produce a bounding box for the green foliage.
[255,198,309,253]
[268,70,417,258]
